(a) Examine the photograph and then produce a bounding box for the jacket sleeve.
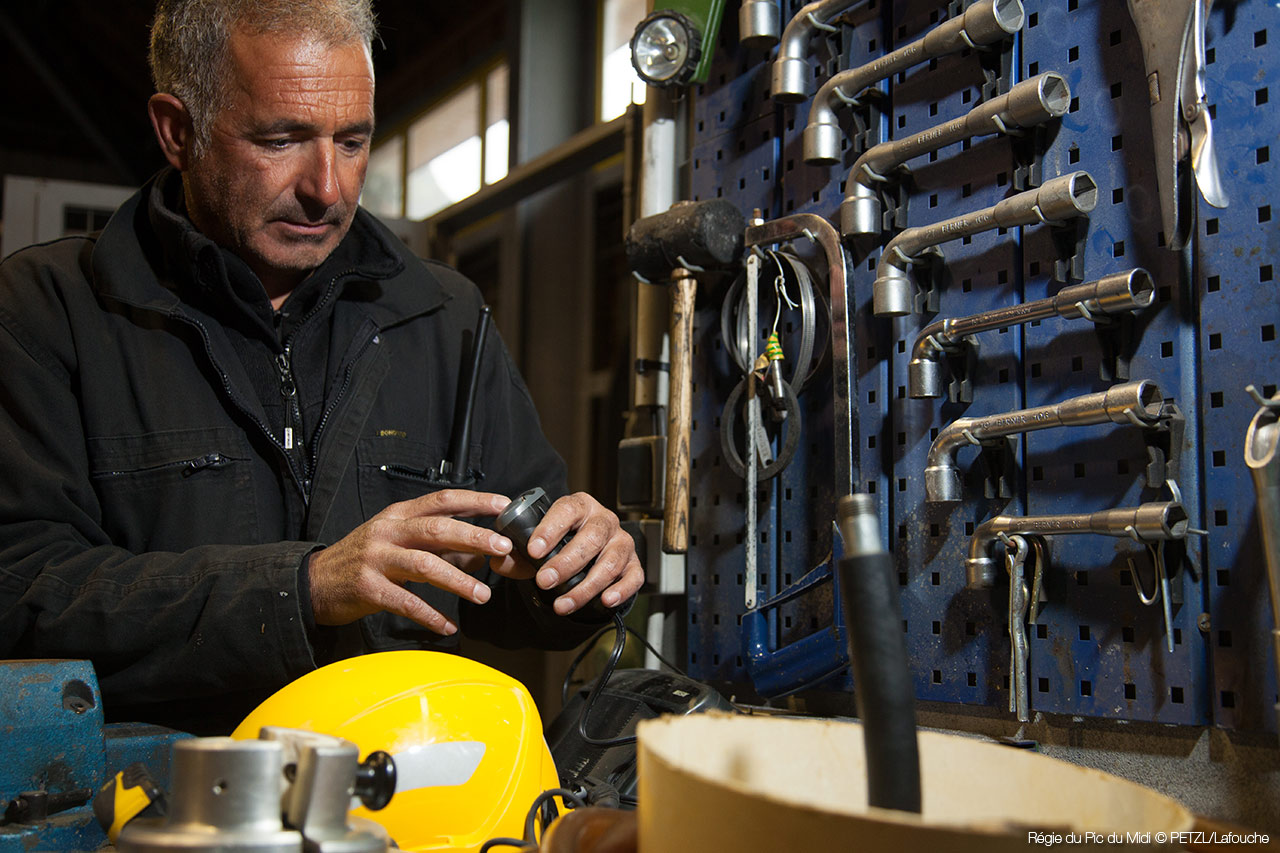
[0,246,319,727]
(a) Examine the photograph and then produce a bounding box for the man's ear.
[148,94,196,169]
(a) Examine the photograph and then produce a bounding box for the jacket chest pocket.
[356,435,482,518]
[88,427,259,551]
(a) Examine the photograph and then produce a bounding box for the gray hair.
[149,0,377,153]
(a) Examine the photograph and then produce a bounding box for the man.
[0,0,643,733]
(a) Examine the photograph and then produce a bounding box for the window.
[362,61,509,221]
[362,135,403,219]
[484,64,510,185]
[600,0,648,121]
[407,85,483,219]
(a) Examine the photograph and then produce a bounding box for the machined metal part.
[117,732,393,853]
[926,380,1167,503]
[1245,385,1280,731]
[739,0,781,49]
[909,268,1155,398]
[117,738,302,852]
[265,729,392,853]
[744,214,852,496]
[802,0,1024,160]
[1127,0,1228,251]
[837,492,882,556]
[966,500,1189,588]
[873,171,1097,317]
[771,0,868,103]
[840,71,1070,235]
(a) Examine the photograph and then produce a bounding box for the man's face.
[182,29,375,298]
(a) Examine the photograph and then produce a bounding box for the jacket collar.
[91,168,449,327]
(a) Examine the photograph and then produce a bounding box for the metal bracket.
[883,166,913,233]
[944,334,980,404]
[1011,123,1058,192]
[977,32,1014,101]
[1143,400,1186,492]
[634,358,670,375]
[1096,312,1136,383]
[911,246,947,314]
[976,435,1018,500]
[1049,217,1089,283]
[840,88,887,159]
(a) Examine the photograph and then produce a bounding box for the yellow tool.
[92,762,166,844]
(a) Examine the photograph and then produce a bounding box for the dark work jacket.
[0,171,594,733]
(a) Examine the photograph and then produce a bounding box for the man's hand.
[307,489,513,635]
[492,492,644,616]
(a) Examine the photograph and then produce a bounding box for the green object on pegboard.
[632,0,727,86]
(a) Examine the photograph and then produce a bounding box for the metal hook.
[858,162,891,184]
[1121,406,1151,428]
[1127,541,1162,606]
[1031,203,1066,227]
[806,11,839,33]
[832,85,864,108]
[1126,539,1176,653]
[1027,537,1047,626]
[990,113,1025,138]
[1246,384,1280,409]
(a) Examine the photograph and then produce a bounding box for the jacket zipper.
[280,269,358,497]
[170,312,306,501]
[380,463,438,484]
[95,452,231,479]
[276,339,304,462]
[168,267,372,507]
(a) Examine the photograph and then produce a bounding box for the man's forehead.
[226,27,374,88]
[222,28,375,122]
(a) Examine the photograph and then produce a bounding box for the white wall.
[2,175,133,259]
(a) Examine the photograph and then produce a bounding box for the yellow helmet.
[232,650,561,852]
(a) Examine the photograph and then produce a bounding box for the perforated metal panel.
[682,0,1278,731]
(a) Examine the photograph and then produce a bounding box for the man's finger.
[526,493,593,560]
[385,489,511,521]
[550,536,637,615]
[388,547,493,606]
[370,577,459,635]
[488,553,535,580]
[392,514,512,558]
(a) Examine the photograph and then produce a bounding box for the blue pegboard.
[683,0,1279,732]
[1196,1,1280,732]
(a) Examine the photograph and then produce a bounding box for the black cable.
[559,620,688,707]
[561,623,618,706]
[624,625,686,677]
[479,838,534,853]
[575,612,636,748]
[522,786,586,843]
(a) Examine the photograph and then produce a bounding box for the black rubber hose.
[836,494,922,813]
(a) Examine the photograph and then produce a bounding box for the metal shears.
[1127,0,1229,250]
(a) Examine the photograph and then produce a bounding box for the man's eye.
[263,138,292,150]
[339,137,367,153]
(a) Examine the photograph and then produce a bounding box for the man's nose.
[298,142,341,209]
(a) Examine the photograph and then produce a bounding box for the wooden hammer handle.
[663,275,696,554]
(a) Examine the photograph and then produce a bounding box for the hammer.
[626,199,745,553]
